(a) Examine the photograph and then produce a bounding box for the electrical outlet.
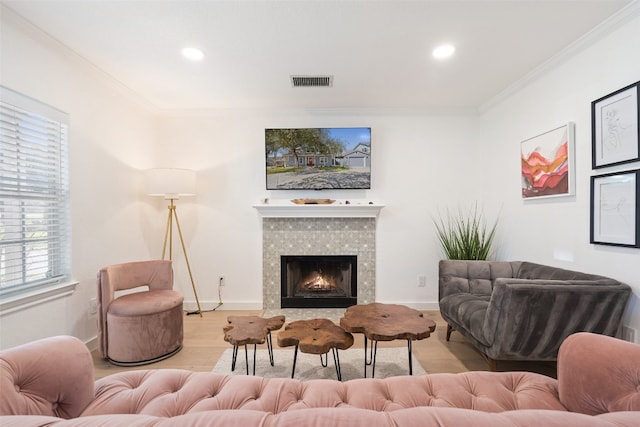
[219,276,225,286]
[88,298,98,315]
[417,275,426,287]
[621,326,636,343]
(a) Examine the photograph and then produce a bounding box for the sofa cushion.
[8,409,640,427]
[425,293,491,346]
[108,290,183,316]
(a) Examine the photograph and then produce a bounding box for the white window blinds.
[0,86,70,296]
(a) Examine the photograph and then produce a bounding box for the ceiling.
[2,0,634,111]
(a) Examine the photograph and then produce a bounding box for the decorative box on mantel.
[252,201,384,218]
[254,200,384,310]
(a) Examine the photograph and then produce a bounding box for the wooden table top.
[340,303,436,342]
[277,318,354,355]
[223,315,285,346]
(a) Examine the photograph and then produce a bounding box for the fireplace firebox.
[281,255,357,308]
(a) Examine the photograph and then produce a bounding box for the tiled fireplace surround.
[261,216,376,310]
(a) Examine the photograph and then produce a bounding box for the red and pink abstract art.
[521,123,575,199]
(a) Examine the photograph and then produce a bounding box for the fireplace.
[257,211,381,311]
[281,255,357,308]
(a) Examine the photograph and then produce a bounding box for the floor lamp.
[147,168,202,317]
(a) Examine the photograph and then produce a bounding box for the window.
[0,86,71,298]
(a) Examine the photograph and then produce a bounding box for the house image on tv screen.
[265,127,371,190]
[339,143,371,168]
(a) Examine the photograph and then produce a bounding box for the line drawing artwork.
[602,96,634,155]
[600,184,631,236]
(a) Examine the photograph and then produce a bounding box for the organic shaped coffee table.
[340,303,436,377]
[277,318,354,381]
[223,315,285,375]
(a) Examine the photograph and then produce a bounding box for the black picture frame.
[591,81,640,169]
[590,169,640,248]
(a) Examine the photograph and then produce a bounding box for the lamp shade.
[146,168,196,198]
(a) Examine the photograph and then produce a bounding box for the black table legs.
[363,337,414,378]
[230,331,275,375]
[290,345,343,381]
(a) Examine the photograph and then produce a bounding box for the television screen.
[265,127,371,190]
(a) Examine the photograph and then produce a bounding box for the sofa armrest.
[0,336,95,419]
[558,332,640,415]
[482,280,631,359]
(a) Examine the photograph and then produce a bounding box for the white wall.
[152,110,479,311]
[0,8,158,349]
[478,13,640,332]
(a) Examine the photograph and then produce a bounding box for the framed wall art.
[521,122,575,199]
[590,169,639,248]
[591,81,640,169]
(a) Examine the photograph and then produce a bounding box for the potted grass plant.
[433,203,498,260]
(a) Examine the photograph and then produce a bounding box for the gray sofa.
[439,260,632,370]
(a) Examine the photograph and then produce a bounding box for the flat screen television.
[265,127,371,190]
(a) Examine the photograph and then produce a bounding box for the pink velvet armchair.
[97,260,184,365]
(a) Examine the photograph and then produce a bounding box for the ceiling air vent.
[291,75,333,88]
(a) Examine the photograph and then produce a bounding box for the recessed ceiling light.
[432,44,455,60]
[181,47,205,61]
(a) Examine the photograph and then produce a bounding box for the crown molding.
[1,4,159,113]
[478,0,640,114]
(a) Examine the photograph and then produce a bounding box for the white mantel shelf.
[253,202,384,218]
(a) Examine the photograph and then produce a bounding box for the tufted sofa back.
[82,370,564,417]
[438,259,521,299]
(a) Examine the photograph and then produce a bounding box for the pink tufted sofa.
[1,332,639,426]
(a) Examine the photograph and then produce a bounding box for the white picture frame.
[521,122,575,199]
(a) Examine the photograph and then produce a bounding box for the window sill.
[0,281,79,316]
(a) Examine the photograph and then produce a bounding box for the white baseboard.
[84,335,98,352]
[184,300,263,311]
[184,300,439,311]
[379,301,440,310]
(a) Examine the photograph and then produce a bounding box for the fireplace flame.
[302,270,337,292]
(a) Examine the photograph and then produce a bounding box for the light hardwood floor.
[92,310,556,379]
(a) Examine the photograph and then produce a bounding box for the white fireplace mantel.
[253,201,384,218]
